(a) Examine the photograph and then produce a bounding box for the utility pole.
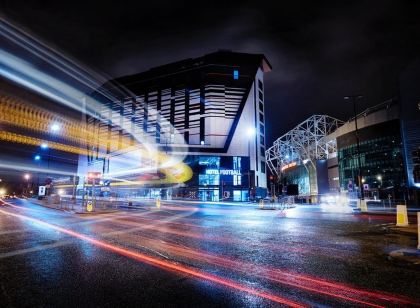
[344,95,364,203]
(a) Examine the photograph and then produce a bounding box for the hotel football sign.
[205,169,241,176]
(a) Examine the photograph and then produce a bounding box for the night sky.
[1,0,420,145]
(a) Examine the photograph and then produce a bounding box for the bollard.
[417,212,420,250]
[360,199,368,212]
[156,198,161,209]
[259,198,264,209]
[396,204,409,227]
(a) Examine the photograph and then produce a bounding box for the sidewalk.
[30,198,118,214]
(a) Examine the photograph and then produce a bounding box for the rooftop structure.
[266,115,344,177]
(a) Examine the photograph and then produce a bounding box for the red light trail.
[1,202,417,307]
[0,207,304,308]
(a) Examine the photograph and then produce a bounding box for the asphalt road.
[0,199,419,307]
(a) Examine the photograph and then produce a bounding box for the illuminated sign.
[206,169,241,176]
[38,186,46,196]
[281,162,297,172]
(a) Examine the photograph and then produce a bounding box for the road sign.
[86,200,93,212]
[38,186,46,196]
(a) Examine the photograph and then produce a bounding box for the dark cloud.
[1,0,420,144]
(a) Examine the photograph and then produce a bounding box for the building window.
[260,135,265,146]
[199,174,220,185]
[260,123,264,134]
[258,90,263,102]
[258,79,263,91]
[233,174,241,186]
[199,156,220,167]
[259,112,264,123]
[261,162,266,174]
[233,70,239,80]
[259,101,264,113]
[260,146,265,157]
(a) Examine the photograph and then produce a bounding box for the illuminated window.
[233,70,239,80]
[199,174,220,185]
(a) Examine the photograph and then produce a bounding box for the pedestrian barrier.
[396,204,409,227]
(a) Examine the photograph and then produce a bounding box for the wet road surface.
[0,199,419,307]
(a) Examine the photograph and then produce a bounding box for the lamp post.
[247,127,256,201]
[42,122,60,193]
[24,173,30,196]
[377,175,382,188]
[34,154,41,189]
[344,95,364,203]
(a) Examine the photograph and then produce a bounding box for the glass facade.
[284,164,310,196]
[182,155,250,201]
[337,120,406,197]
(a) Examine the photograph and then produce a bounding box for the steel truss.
[266,115,343,179]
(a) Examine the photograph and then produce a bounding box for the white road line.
[0,229,28,235]
[0,207,196,259]
[0,240,74,259]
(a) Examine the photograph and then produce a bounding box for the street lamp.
[377,175,382,188]
[24,173,31,196]
[34,155,41,187]
[344,95,364,202]
[50,123,60,132]
[247,127,256,201]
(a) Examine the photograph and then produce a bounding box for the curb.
[388,249,420,266]
[74,210,119,215]
[353,209,418,217]
[387,226,418,237]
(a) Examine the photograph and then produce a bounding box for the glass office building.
[337,115,406,199]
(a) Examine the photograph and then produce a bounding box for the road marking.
[0,229,28,235]
[0,240,74,259]
[0,207,304,307]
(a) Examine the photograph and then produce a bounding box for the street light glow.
[41,143,48,149]
[246,127,256,137]
[50,123,60,132]
[34,155,41,161]
[377,175,382,181]
[24,173,30,180]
